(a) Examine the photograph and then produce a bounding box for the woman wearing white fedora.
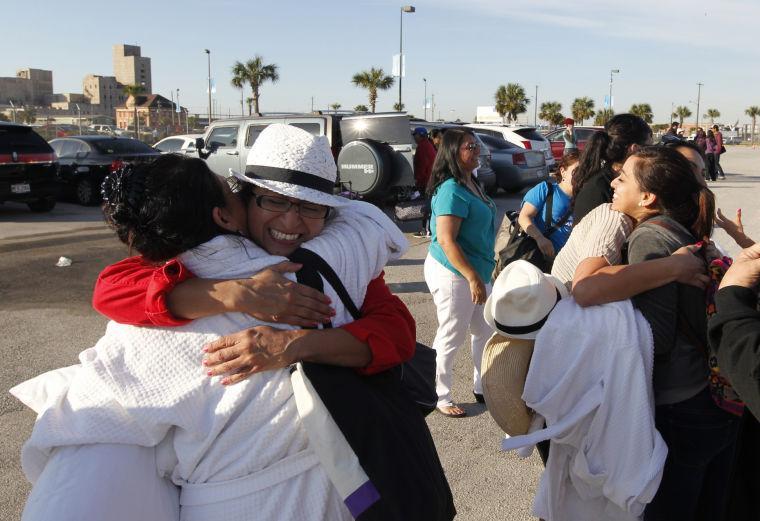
[14,125,455,521]
[424,128,498,417]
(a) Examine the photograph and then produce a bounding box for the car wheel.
[27,198,56,213]
[75,178,100,206]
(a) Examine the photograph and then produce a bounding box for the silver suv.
[195,112,415,201]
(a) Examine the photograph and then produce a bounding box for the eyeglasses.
[462,142,481,151]
[254,193,331,219]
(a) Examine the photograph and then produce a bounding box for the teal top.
[429,177,498,282]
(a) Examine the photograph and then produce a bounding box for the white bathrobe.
[501,299,667,521]
[12,200,407,521]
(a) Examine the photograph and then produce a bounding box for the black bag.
[494,181,571,277]
[288,247,437,415]
[287,248,455,521]
[720,144,727,154]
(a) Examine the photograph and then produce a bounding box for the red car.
[545,126,603,162]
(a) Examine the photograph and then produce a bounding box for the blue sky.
[4,0,759,125]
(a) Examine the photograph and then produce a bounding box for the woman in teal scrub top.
[423,128,498,418]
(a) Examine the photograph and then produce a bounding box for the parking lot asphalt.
[1,146,758,520]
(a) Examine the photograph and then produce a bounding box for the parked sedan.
[50,136,160,205]
[153,134,203,154]
[407,122,496,194]
[476,133,548,193]
[544,126,602,162]
[465,124,556,171]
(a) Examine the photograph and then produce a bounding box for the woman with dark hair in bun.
[572,113,652,223]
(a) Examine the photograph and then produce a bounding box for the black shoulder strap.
[542,180,554,230]
[542,181,572,239]
[288,248,362,321]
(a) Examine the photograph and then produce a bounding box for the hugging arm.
[93,258,415,376]
[572,245,708,307]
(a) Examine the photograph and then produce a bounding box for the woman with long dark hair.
[572,113,652,223]
[610,146,740,520]
[424,128,498,417]
[705,128,718,182]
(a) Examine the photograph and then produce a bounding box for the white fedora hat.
[230,123,346,207]
[483,260,568,340]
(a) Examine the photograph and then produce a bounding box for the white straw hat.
[481,333,535,436]
[230,123,346,207]
[483,260,568,340]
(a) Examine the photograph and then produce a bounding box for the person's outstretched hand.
[720,243,760,290]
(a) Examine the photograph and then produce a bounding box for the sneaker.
[412,231,427,238]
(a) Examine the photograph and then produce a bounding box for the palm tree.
[354,104,369,113]
[246,97,254,115]
[538,101,564,126]
[351,68,394,113]
[629,103,653,123]
[329,102,342,113]
[746,106,760,144]
[230,64,248,115]
[571,97,595,125]
[705,108,721,125]
[494,83,529,124]
[393,102,405,112]
[674,106,692,126]
[231,56,279,115]
[594,109,615,126]
[122,84,145,135]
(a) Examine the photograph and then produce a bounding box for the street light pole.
[75,104,81,135]
[398,5,415,111]
[609,69,620,111]
[170,90,175,128]
[205,49,212,124]
[423,77,427,120]
[8,100,16,123]
[534,85,538,126]
[695,82,703,129]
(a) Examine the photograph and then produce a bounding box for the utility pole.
[423,78,427,121]
[398,6,416,111]
[695,82,703,129]
[534,85,538,126]
[205,49,212,125]
[311,96,314,112]
[170,90,175,128]
[431,93,435,122]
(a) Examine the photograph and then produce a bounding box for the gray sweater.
[625,215,708,405]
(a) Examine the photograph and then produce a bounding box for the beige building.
[116,94,184,131]
[113,44,152,93]
[83,74,125,114]
[0,68,53,105]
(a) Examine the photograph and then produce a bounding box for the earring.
[637,201,642,207]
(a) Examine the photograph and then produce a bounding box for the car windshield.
[340,115,413,145]
[90,138,157,155]
[514,128,547,141]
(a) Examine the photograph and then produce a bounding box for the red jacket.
[413,138,437,191]
[92,256,416,375]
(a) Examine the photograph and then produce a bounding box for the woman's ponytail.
[572,131,610,197]
[691,186,716,241]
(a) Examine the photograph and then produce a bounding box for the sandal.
[437,404,466,418]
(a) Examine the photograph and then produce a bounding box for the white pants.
[424,254,493,407]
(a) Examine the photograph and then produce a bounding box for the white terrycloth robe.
[14,200,407,521]
[501,299,667,521]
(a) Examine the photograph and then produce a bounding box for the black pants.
[644,388,740,521]
[706,153,717,181]
[715,152,725,178]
